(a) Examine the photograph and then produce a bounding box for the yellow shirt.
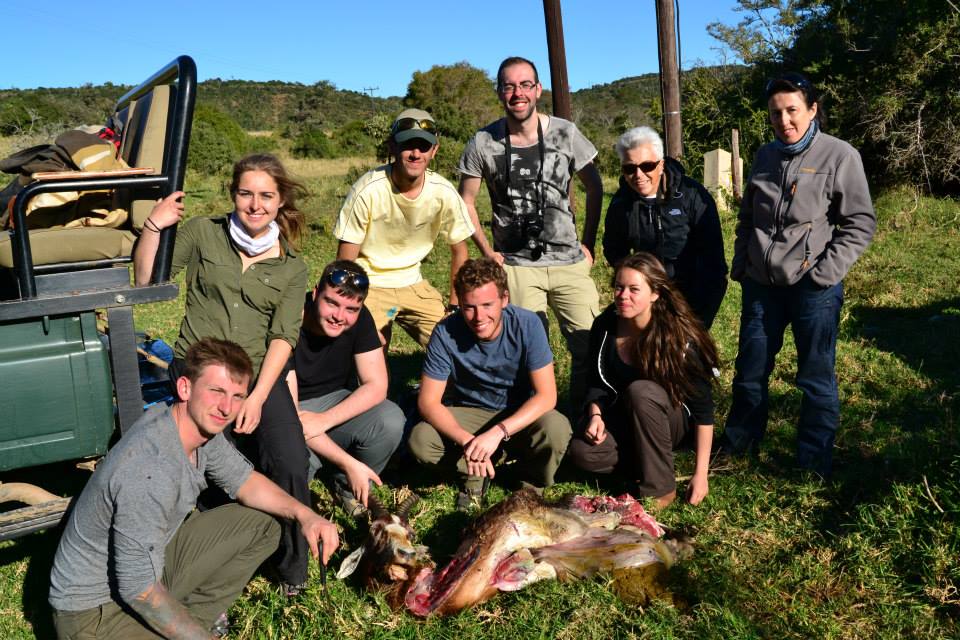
[333,165,475,288]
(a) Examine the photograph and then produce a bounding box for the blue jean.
[723,276,843,476]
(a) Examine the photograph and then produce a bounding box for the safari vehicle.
[0,56,196,541]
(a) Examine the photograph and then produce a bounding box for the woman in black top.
[569,252,719,507]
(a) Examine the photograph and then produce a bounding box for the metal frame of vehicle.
[0,55,196,540]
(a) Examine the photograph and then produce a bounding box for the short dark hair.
[182,338,253,386]
[765,72,818,108]
[454,258,509,300]
[496,56,539,91]
[317,259,369,301]
[764,71,825,128]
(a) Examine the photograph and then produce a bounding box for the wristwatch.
[445,303,460,313]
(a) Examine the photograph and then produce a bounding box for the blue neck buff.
[774,119,819,156]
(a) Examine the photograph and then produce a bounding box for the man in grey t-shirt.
[49,338,340,639]
[458,55,602,411]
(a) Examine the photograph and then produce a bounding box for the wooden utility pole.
[655,0,683,158]
[732,129,742,202]
[543,0,578,212]
[543,0,571,120]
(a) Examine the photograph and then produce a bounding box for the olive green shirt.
[171,215,307,373]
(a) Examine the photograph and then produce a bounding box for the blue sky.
[3,1,744,96]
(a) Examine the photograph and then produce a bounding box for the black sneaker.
[281,581,306,598]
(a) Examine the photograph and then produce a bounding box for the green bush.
[431,136,466,182]
[188,120,235,175]
[0,94,62,136]
[246,133,280,155]
[331,119,377,157]
[292,127,335,159]
[188,105,250,175]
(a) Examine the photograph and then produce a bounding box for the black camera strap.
[502,117,545,217]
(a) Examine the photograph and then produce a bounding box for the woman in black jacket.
[569,253,719,507]
[603,126,728,328]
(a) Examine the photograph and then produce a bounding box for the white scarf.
[228,212,280,256]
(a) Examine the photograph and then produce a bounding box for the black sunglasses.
[398,138,435,153]
[326,268,369,291]
[391,117,437,136]
[765,73,813,97]
[621,160,661,175]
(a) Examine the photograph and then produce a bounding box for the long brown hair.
[229,154,307,250]
[615,252,720,406]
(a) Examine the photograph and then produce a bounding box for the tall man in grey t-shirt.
[408,258,572,510]
[49,338,340,640]
[458,55,603,412]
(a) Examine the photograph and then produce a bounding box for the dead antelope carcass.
[341,488,692,617]
[336,492,434,606]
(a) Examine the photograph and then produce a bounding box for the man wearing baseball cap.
[334,108,475,349]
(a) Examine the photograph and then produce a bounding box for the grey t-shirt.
[422,304,553,411]
[49,404,253,611]
[459,116,598,266]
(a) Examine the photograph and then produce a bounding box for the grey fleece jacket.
[731,131,876,287]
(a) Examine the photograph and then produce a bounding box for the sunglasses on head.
[326,268,369,292]
[765,73,813,96]
[621,160,661,175]
[391,117,437,136]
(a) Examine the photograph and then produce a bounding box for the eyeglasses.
[326,269,369,292]
[621,160,661,175]
[391,117,437,136]
[765,73,813,97]
[499,81,538,94]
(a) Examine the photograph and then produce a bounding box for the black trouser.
[569,380,691,497]
[170,360,311,585]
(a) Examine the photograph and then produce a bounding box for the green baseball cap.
[391,108,438,145]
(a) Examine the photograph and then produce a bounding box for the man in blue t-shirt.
[409,258,572,509]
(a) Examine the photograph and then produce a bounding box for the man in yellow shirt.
[334,109,475,348]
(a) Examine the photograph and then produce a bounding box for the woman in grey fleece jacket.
[720,72,876,477]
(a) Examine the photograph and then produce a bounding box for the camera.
[519,209,545,261]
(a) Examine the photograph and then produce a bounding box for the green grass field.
[1,154,957,639]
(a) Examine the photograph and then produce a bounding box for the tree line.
[2,0,956,192]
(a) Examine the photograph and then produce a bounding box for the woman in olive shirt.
[134,154,312,594]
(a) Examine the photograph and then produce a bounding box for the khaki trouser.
[503,259,600,410]
[408,405,572,492]
[53,504,280,640]
[363,280,445,348]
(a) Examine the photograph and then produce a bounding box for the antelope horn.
[368,493,389,520]
[396,493,420,518]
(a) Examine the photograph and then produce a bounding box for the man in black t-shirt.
[286,260,404,515]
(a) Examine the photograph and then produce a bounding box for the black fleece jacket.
[602,157,728,327]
